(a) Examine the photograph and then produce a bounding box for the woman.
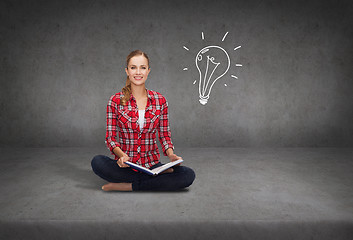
[91,50,196,191]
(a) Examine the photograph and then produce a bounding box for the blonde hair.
[121,50,150,105]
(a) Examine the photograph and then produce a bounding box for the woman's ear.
[125,68,129,76]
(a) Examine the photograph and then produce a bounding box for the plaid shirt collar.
[127,89,155,110]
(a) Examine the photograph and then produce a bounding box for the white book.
[125,159,184,176]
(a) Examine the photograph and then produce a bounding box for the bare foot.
[102,183,132,191]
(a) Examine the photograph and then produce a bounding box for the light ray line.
[183,68,188,71]
[231,75,238,79]
[183,46,189,51]
[201,32,204,40]
[234,46,242,51]
[222,32,229,42]
[193,80,197,85]
[236,64,242,67]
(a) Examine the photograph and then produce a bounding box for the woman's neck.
[131,84,147,99]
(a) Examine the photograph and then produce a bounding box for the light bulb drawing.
[183,31,243,105]
[196,46,230,105]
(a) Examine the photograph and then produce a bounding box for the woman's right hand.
[117,155,130,168]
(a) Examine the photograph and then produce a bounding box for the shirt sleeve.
[158,98,174,156]
[105,95,121,156]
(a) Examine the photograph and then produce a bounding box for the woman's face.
[125,55,151,87]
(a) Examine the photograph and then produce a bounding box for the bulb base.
[199,98,208,105]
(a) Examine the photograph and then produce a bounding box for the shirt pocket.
[147,109,161,131]
[117,109,137,129]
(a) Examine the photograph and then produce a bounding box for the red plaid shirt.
[105,89,174,168]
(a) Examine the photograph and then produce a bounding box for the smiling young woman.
[91,50,196,192]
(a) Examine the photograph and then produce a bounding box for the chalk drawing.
[196,46,230,105]
[183,32,242,105]
[221,32,229,42]
[234,46,241,51]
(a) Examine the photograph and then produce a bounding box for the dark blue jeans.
[91,155,196,191]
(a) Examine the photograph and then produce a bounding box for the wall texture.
[1,0,353,148]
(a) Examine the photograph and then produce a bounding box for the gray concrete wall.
[1,0,353,148]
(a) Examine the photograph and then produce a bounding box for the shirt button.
[137,146,141,152]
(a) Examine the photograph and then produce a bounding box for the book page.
[151,159,183,175]
[125,161,154,175]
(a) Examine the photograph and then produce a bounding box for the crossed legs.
[91,155,195,191]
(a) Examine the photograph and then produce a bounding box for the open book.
[125,159,183,176]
